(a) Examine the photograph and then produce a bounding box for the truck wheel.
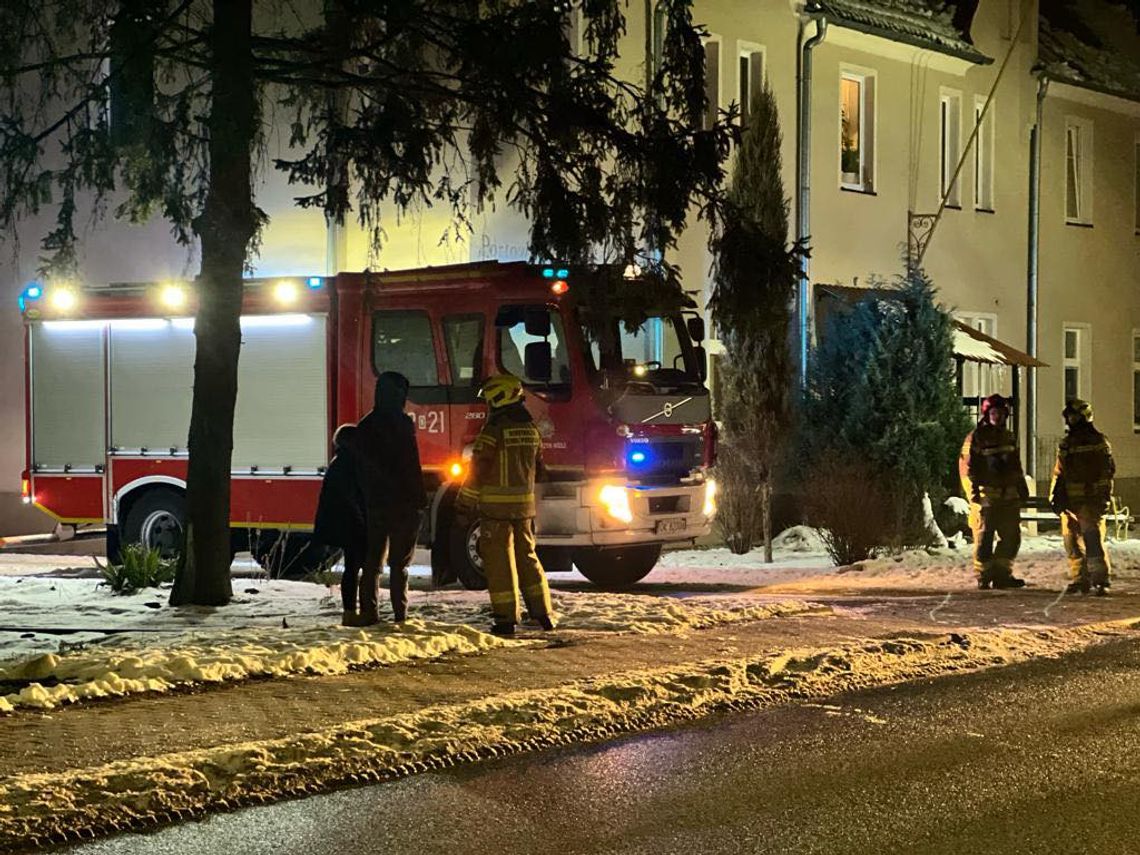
[572,544,662,589]
[121,488,185,559]
[449,517,487,590]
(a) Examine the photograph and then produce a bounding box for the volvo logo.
[642,397,694,423]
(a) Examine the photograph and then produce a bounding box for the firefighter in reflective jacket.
[456,375,556,636]
[1050,399,1115,595]
[959,394,1029,589]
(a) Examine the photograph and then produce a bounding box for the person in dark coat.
[312,424,368,625]
[346,371,428,624]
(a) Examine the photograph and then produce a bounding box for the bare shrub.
[713,441,763,555]
[801,456,897,566]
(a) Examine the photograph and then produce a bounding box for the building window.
[737,44,764,126]
[840,72,875,191]
[563,5,584,57]
[703,37,721,131]
[1133,332,1140,432]
[1062,325,1090,403]
[1065,118,1093,224]
[974,97,994,211]
[956,313,1002,401]
[940,91,962,207]
[1134,138,1139,233]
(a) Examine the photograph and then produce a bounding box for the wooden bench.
[1020,496,1133,540]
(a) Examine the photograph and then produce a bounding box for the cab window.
[443,314,484,402]
[372,310,441,391]
[495,305,571,398]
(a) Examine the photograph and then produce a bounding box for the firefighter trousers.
[1061,508,1110,585]
[970,502,1021,579]
[360,508,420,622]
[478,517,553,626]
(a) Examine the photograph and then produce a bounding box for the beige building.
[1,0,1137,531]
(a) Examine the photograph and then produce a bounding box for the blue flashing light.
[24,284,42,300]
[556,268,569,279]
[307,276,323,289]
[630,451,647,464]
[542,267,555,279]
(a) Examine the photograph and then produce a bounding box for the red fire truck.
[18,261,717,588]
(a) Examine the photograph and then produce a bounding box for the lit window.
[1065,118,1093,224]
[1133,332,1140,432]
[1063,325,1089,404]
[840,72,875,192]
[737,45,764,127]
[703,38,721,131]
[974,97,994,211]
[940,91,962,207]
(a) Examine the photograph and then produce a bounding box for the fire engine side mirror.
[525,342,553,383]
[687,316,706,343]
[524,309,551,338]
[693,345,707,381]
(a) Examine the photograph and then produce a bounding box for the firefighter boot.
[1088,556,1110,596]
[1065,577,1091,595]
[991,573,1026,589]
[490,622,516,637]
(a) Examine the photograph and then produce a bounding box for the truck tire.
[572,544,662,589]
[121,488,185,559]
[448,516,487,590]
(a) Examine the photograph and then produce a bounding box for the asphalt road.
[56,638,1140,855]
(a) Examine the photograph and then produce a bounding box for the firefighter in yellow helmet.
[959,394,1029,589]
[456,374,556,636]
[1050,399,1115,595]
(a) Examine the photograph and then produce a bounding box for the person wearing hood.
[346,371,428,625]
[959,394,1029,589]
[1050,399,1115,595]
[456,374,555,636]
[313,424,368,624]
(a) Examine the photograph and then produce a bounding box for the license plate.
[655,517,687,535]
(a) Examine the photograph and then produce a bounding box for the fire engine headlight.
[703,478,717,517]
[273,280,300,306]
[600,484,633,524]
[159,284,187,310]
[49,288,78,313]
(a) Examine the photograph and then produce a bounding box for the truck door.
[441,313,487,471]
[370,309,450,473]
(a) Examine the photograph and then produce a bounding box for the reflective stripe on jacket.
[1050,422,1115,512]
[463,402,545,520]
[959,423,1026,505]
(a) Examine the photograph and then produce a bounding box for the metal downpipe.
[1025,75,1047,479]
[796,13,827,389]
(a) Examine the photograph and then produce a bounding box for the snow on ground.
[2,528,1138,712]
[6,616,1139,849]
[0,573,822,712]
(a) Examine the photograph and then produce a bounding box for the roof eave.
[1039,69,1140,106]
[822,13,993,65]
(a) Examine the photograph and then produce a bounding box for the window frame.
[1064,116,1094,225]
[973,95,995,212]
[494,303,573,401]
[839,66,876,193]
[1062,323,1091,405]
[1132,329,1140,433]
[736,41,765,127]
[955,312,1000,401]
[441,312,487,404]
[702,34,722,132]
[939,88,963,208]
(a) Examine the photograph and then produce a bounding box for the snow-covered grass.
[5,616,1139,850]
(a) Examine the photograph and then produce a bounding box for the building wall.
[1036,84,1140,506]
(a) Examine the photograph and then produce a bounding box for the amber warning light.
[449,461,465,479]
[21,476,31,504]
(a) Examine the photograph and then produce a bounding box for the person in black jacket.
[313,424,368,625]
[346,371,428,624]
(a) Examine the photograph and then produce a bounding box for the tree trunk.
[762,478,773,564]
[170,0,257,607]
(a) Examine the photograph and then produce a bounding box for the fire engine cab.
[19,261,717,588]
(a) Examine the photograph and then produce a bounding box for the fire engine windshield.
[583,313,703,390]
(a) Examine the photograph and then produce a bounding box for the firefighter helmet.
[480,374,524,409]
[1063,398,1093,423]
[980,394,1009,417]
